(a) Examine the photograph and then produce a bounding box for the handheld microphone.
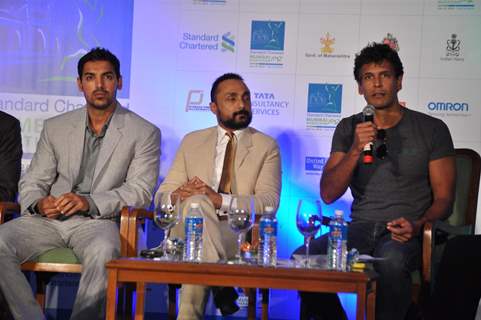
[362,105,375,164]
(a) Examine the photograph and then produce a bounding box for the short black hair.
[353,43,404,83]
[78,47,121,79]
[210,73,244,103]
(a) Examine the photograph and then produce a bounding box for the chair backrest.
[447,148,481,228]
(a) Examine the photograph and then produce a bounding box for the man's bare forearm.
[321,149,361,203]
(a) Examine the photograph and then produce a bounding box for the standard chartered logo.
[179,31,235,53]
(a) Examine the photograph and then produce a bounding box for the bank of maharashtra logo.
[305,157,328,173]
[382,33,399,52]
[185,90,210,112]
[438,0,474,9]
[251,21,285,51]
[320,33,335,54]
[179,31,235,53]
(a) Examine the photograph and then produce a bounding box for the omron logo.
[427,102,469,112]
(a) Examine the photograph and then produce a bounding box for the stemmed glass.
[152,194,180,260]
[296,199,322,268]
[228,195,255,264]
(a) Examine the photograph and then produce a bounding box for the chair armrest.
[422,221,433,283]
[119,206,154,257]
[0,202,20,224]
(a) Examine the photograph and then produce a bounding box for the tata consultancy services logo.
[180,31,235,53]
[251,92,289,116]
[305,157,328,175]
[441,34,464,62]
[427,101,470,118]
[382,33,400,52]
[306,83,343,131]
[250,20,286,68]
[438,0,474,10]
[185,90,210,112]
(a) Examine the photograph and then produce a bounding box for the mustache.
[93,89,108,94]
[233,110,250,117]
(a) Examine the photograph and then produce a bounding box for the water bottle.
[183,202,203,262]
[258,206,277,266]
[327,210,348,271]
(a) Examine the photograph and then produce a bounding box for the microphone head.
[362,104,375,122]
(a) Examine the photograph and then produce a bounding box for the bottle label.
[329,225,347,240]
[260,220,277,237]
[185,217,203,234]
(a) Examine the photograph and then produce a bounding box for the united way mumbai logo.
[306,83,343,131]
[305,157,328,175]
[249,20,286,68]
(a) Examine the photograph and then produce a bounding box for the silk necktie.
[218,132,237,194]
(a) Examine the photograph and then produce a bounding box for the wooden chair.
[0,203,144,316]
[420,148,481,291]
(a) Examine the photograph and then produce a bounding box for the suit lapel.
[68,109,87,185]
[92,106,124,186]
[198,127,217,183]
[235,128,253,171]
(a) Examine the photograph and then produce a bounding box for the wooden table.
[106,258,376,320]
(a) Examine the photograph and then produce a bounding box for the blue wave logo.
[307,83,342,114]
[221,32,235,52]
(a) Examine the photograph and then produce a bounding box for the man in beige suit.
[156,73,281,319]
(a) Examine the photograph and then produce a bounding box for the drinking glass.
[296,199,322,267]
[228,195,255,264]
[152,194,180,260]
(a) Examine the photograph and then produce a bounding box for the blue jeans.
[294,219,421,320]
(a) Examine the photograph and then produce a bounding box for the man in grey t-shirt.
[296,43,456,320]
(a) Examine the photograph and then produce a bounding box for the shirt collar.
[216,125,246,143]
[86,112,114,138]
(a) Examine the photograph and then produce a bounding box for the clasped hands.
[38,193,89,219]
[171,176,222,209]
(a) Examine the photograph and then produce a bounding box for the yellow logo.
[320,33,335,54]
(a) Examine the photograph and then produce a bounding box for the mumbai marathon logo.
[252,92,289,116]
[185,90,210,112]
[427,101,470,117]
[180,31,235,53]
[382,33,399,52]
[305,157,328,175]
[438,0,474,10]
[441,34,464,62]
[305,32,350,59]
[306,83,343,130]
[249,20,286,68]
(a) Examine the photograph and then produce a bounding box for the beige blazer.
[157,126,281,214]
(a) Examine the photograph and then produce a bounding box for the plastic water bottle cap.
[265,206,274,213]
[190,203,200,209]
[334,210,343,217]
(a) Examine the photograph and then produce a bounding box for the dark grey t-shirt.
[331,108,455,222]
